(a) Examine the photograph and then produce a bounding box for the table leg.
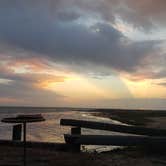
[23,123,26,166]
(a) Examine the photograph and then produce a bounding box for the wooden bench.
[60,119,166,152]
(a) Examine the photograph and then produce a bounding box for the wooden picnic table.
[1,114,45,166]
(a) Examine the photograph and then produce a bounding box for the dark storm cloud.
[0,0,165,80]
[76,0,166,30]
[119,0,166,29]
[0,0,164,82]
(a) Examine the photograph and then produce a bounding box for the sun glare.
[37,74,81,90]
[123,78,166,98]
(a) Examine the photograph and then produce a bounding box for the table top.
[1,114,45,123]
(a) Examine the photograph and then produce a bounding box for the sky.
[0,0,166,109]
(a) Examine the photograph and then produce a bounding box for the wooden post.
[23,122,27,166]
[12,124,22,141]
[70,127,81,152]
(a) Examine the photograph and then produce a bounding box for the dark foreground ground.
[1,146,166,166]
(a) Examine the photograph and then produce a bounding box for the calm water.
[0,107,124,152]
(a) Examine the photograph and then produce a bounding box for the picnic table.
[1,114,45,166]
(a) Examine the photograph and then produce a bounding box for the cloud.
[1,0,166,31]
[156,82,166,87]
[0,0,165,81]
[119,0,166,29]
[94,98,166,110]
[0,0,166,108]
[76,0,166,30]
[0,81,65,106]
[0,56,68,106]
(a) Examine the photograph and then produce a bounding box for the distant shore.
[89,109,166,128]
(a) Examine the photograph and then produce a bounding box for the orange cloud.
[0,55,70,92]
[122,72,154,81]
[34,75,67,90]
[0,97,22,103]
[6,57,51,73]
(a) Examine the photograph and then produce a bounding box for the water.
[0,107,125,152]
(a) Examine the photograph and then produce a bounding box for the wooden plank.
[12,124,22,141]
[71,127,81,152]
[60,119,166,136]
[64,134,166,147]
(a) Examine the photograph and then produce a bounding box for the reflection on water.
[0,107,125,152]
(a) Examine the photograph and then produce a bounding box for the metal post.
[23,123,26,166]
